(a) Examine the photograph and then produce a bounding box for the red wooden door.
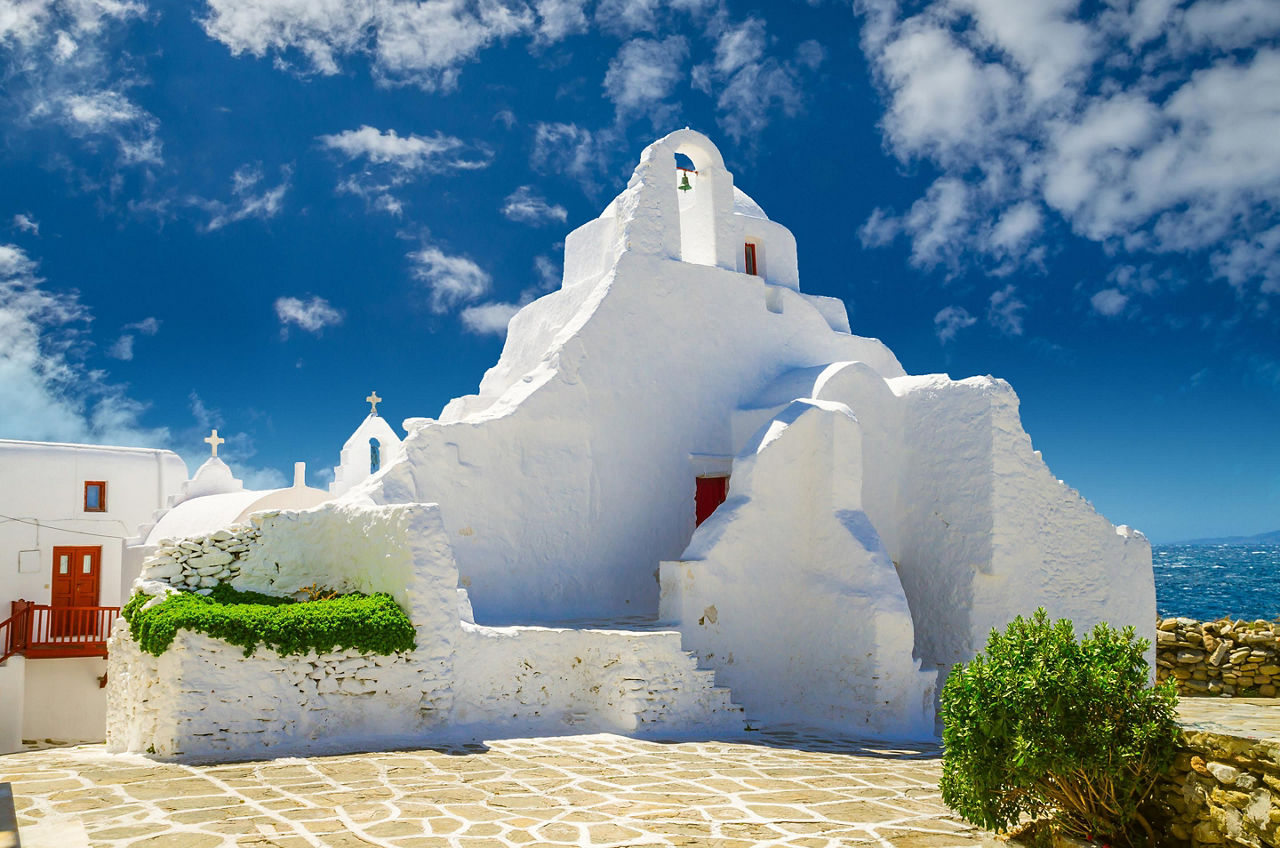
[51,546,101,635]
[744,243,758,276]
[695,476,729,527]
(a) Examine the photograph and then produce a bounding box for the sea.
[1154,544,1280,621]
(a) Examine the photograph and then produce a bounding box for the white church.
[7,130,1153,759]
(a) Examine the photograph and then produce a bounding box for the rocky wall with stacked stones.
[1157,618,1280,697]
[1151,727,1280,847]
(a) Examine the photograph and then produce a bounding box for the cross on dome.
[204,429,225,458]
[366,391,381,415]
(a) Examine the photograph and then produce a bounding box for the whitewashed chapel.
[18,129,1152,758]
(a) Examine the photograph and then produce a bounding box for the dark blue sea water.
[1154,544,1280,621]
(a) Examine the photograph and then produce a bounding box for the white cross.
[204,429,225,458]
[366,391,381,415]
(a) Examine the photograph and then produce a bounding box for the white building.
[0,414,371,753]
[0,439,188,752]
[108,130,1154,758]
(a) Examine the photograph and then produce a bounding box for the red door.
[51,546,101,635]
[744,243,758,276]
[695,476,729,527]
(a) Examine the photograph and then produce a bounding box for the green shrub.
[122,585,416,658]
[939,609,1179,847]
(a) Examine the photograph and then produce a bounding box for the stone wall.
[1157,618,1280,697]
[1151,727,1280,847]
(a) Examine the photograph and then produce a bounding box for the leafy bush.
[122,585,416,658]
[939,609,1179,847]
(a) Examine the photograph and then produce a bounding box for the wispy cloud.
[934,305,977,343]
[106,315,161,361]
[198,164,291,232]
[692,19,822,144]
[460,301,521,335]
[407,245,491,313]
[0,243,168,446]
[987,285,1027,336]
[531,122,617,194]
[319,125,490,214]
[2,0,161,170]
[275,295,342,338]
[603,36,688,126]
[501,185,567,225]
[1090,288,1129,318]
[319,126,491,171]
[11,214,39,235]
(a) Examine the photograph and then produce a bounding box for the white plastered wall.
[108,501,743,759]
[660,399,935,738]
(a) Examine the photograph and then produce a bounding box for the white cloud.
[107,334,134,360]
[534,254,560,290]
[408,245,491,313]
[12,214,39,235]
[200,164,291,232]
[201,0,532,91]
[603,36,688,125]
[107,315,159,360]
[987,284,1027,335]
[934,305,977,342]
[534,0,588,41]
[1212,224,1280,295]
[125,316,160,334]
[0,242,168,446]
[1090,288,1130,317]
[531,122,616,192]
[692,21,821,144]
[460,301,521,335]
[460,253,563,336]
[275,295,343,336]
[3,1,160,169]
[858,0,1280,301]
[319,125,490,171]
[501,185,567,225]
[320,126,489,214]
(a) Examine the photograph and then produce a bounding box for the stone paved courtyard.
[0,729,1003,848]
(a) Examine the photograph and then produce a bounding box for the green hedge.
[121,584,416,658]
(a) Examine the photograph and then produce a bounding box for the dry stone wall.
[140,523,260,592]
[1157,618,1280,697]
[1152,727,1280,847]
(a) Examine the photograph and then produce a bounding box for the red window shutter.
[744,243,757,276]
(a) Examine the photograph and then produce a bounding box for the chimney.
[293,462,306,488]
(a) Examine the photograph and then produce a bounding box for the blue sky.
[1,0,1277,543]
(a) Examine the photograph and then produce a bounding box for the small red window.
[744,243,758,276]
[695,476,729,527]
[84,481,106,512]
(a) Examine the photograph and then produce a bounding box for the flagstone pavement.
[0,728,1005,848]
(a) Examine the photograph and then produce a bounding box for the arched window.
[369,437,381,474]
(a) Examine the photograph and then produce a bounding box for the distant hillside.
[1176,529,1280,546]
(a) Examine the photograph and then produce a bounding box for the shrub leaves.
[939,608,1179,846]
[122,584,416,658]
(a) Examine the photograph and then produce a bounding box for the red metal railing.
[0,601,119,663]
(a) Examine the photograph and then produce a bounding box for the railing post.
[11,601,32,654]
